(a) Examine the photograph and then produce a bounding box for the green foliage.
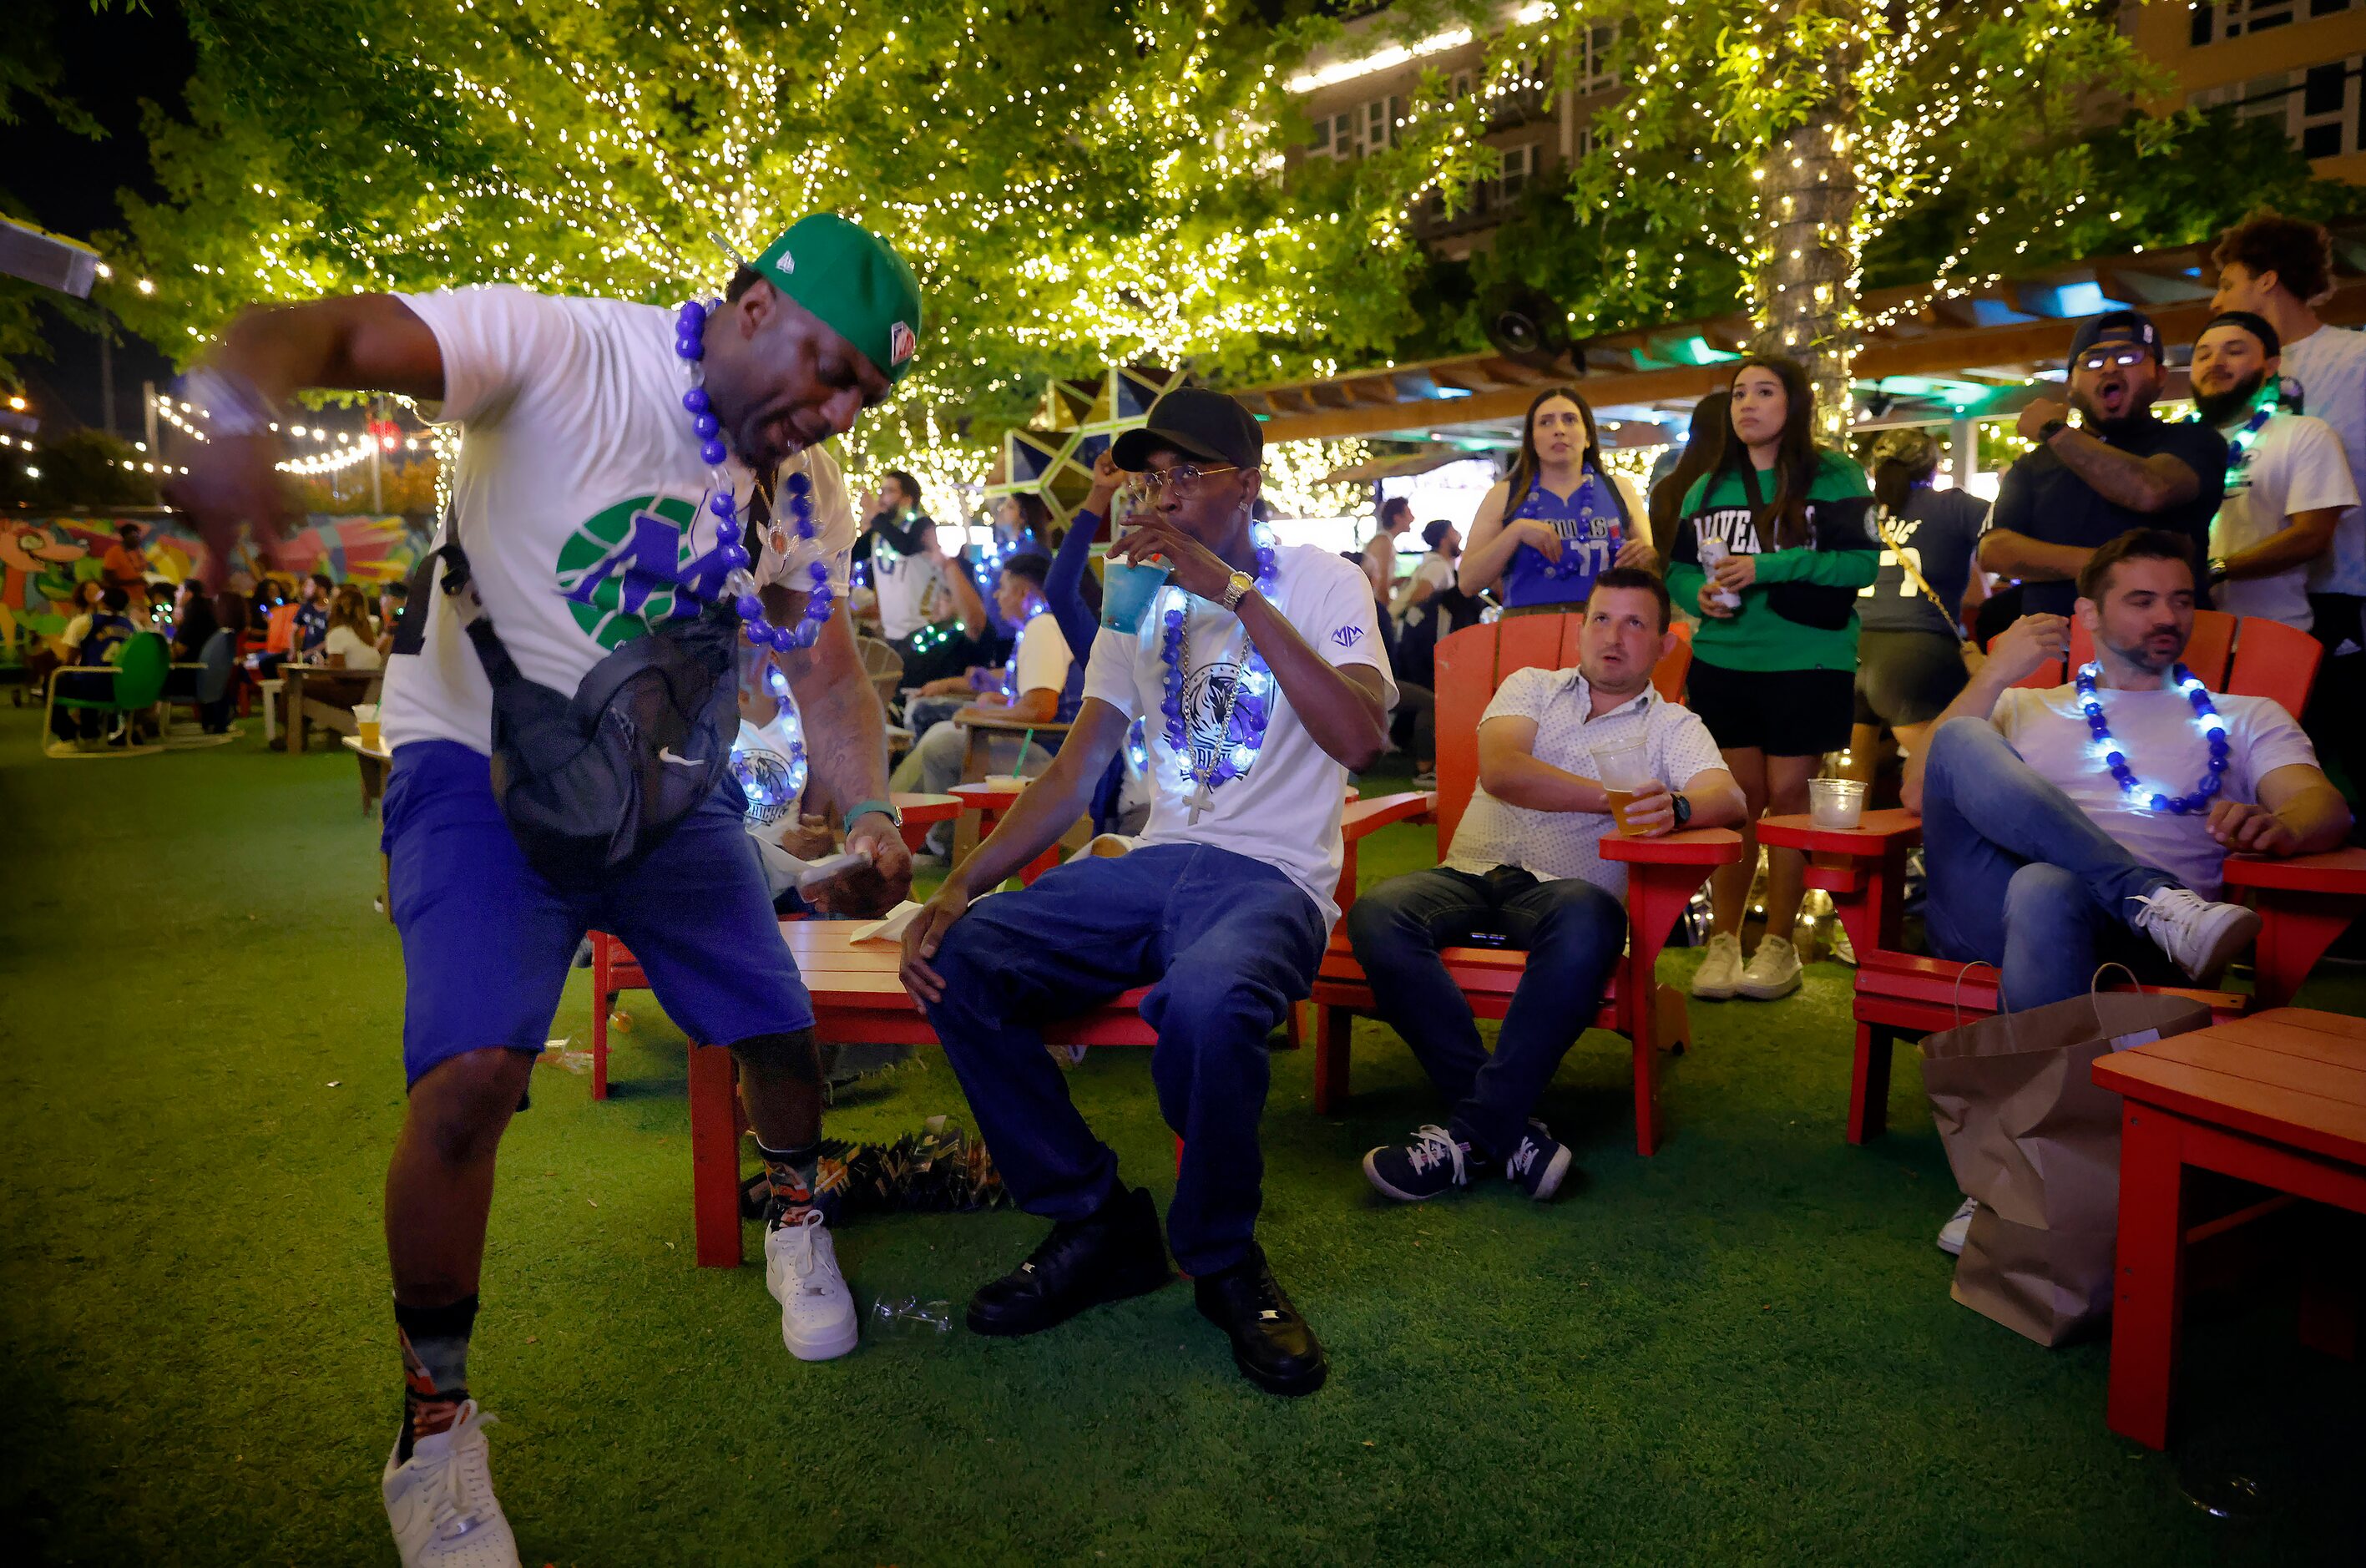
[1468,2,2174,341]
[0,0,109,391]
[104,0,1434,467]
[0,427,158,509]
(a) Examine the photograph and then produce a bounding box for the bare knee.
[405,1049,533,1167]
[731,1027,822,1087]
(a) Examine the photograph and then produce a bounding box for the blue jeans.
[922,845,1327,1276]
[1344,866,1625,1159]
[1921,718,2181,1010]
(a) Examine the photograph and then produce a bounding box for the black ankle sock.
[394,1293,478,1464]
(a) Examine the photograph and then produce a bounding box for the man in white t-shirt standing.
[1903,529,2348,1012]
[1348,569,1742,1202]
[889,552,1073,851]
[169,213,924,1568]
[2212,210,2366,802]
[2190,312,2357,630]
[900,387,1393,1398]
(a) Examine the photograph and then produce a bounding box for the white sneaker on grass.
[766,1208,859,1360]
[1734,935,1802,1000]
[2127,887,2259,984]
[1937,1196,1979,1257]
[1691,932,1745,999]
[382,1401,521,1568]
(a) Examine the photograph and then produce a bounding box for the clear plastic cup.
[1809,776,1868,830]
[1592,741,1657,836]
[867,1294,954,1342]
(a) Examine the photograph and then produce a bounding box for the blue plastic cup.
[1100,558,1173,635]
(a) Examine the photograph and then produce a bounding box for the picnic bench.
[685,919,1163,1267]
[584,792,962,1100]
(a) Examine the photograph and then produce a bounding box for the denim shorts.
[381,740,813,1086]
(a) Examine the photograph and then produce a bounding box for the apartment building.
[1285,6,1624,259]
[1288,3,2366,258]
[2155,1,2366,184]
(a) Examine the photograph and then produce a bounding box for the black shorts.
[1684,658,1854,757]
[1853,629,1969,728]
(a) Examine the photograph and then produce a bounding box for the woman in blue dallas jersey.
[1458,387,1656,615]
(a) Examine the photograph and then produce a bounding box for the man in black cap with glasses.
[897,386,1394,1397]
[1979,309,2230,617]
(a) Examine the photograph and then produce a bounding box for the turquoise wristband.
[842,797,902,829]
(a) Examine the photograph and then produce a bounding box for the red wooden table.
[685,919,1162,1267]
[584,792,962,1099]
[2092,1007,2366,1449]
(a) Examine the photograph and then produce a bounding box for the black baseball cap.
[2068,308,2163,367]
[1112,386,1264,472]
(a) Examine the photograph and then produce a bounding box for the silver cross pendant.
[1186,775,1215,826]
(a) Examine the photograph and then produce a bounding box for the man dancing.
[170,213,923,1566]
[899,387,1393,1396]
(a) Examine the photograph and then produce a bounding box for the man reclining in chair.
[1906,527,2348,1004]
[1347,569,1746,1202]
[1904,528,2351,1249]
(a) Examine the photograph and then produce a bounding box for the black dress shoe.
[1193,1245,1327,1397]
[967,1185,1172,1337]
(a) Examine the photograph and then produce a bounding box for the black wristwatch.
[2037,417,2069,445]
[1671,792,1692,828]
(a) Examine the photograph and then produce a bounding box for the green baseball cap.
[752,213,924,384]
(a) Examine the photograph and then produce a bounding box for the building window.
[1577,22,1622,96]
[2192,0,2353,47]
[2190,53,2363,161]
[1499,144,1538,200]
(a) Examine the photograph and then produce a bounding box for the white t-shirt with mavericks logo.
[381,286,857,755]
[1081,544,1395,930]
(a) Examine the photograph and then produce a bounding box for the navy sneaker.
[1504,1121,1573,1201]
[1362,1125,1482,1201]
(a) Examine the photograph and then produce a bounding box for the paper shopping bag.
[1920,986,2212,1345]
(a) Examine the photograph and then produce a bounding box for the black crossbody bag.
[402,499,754,891]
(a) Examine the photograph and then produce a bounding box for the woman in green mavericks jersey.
[1666,357,1878,1003]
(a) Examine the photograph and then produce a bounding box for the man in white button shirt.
[1347,569,1744,1203]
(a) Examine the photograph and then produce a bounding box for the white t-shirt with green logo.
[381,286,856,755]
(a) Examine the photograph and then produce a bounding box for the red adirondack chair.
[1759,609,2366,1143]
[1313,613,1742,1156]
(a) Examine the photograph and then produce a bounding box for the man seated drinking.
[1347,568,1745,1201]
[1904,527,2348,1010]
[899,387,1392,1398]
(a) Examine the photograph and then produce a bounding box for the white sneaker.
[1691,932,1745,999]
[1937,1196,1978,1257]
[765,1209,858,1360]
[382,1401,522,1568]
[1826,920,1858,966]
[1734,935,1802,1000]
[2127,887,2259,984]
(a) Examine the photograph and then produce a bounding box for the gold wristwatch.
[1220,569,1256,611]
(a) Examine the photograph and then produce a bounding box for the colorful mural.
[0,513,432,646]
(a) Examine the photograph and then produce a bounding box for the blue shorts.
[381,741,814,1087]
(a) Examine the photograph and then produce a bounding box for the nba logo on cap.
[888,321,916,367]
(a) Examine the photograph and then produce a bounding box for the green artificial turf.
[3,701,2361,1565]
